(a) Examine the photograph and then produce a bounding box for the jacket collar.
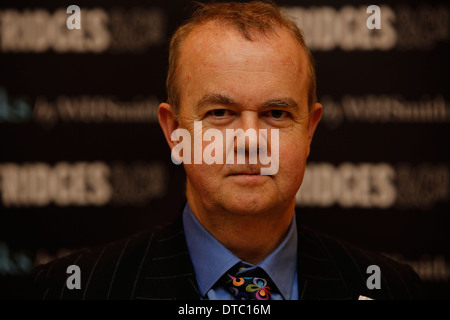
[132,211,355,300]
[297,225,355,300]
[132,215,201,300]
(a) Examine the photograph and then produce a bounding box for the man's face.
[172,22,321,217]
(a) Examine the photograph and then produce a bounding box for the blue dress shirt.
[182,202,299,300]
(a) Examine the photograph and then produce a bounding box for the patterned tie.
[221,262,273,300]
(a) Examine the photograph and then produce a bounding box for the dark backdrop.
[0,0,449,299]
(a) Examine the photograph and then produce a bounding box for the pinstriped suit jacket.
[30,214,423,300]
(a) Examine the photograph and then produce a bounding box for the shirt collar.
[182,202,298,299]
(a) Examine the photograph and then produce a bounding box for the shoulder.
[30,223,168,299]
[299,226,424,300]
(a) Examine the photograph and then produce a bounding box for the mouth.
[225,166,272,186]
[227,171,271,179]
[225,165,268,177]
[229,172,261,176]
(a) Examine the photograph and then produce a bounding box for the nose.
[232,111,261,164]
[239,111,260,132]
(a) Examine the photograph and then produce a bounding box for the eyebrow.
[196,93,299,110]
[263,98,298,109]
[196,93,236,110]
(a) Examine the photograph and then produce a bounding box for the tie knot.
[221,262,273,300]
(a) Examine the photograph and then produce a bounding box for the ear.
[306,102,322,157]
[158,103,180,150]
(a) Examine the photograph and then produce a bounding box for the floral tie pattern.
[221,263,273,300]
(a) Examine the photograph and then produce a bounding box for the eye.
[208,109,229,117]
[268,110,288,119]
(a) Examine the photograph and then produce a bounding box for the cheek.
[185,162,209,180]
[278,138,309,181]
[184,163,221,191]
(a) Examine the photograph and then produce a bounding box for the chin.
[222,193,278,216]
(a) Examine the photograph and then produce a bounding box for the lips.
[225,165,266,176]
[227,170,262,176]
[229,172,261,175]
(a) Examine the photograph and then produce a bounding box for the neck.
[187,191,295,265]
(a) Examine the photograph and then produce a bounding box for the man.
[30,1,423,300]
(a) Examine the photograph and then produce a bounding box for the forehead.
[177,21,309,107]
[181,21,307,72]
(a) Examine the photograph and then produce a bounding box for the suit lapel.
[297,226,355,300]
[130,212,358,300]
[132,215,201,300]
